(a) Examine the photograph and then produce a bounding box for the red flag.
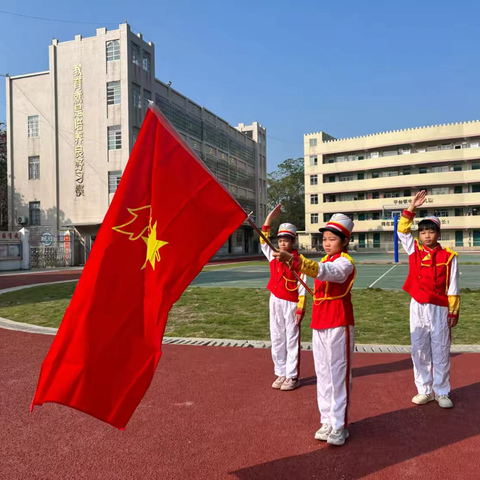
[31,105,247,429]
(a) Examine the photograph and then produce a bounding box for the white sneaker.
[314,424,332,441]
[280,378,299,391]
[272,376,286,389]
[412,393,435,405]
[327,428,349,446]
[435,394,453,408]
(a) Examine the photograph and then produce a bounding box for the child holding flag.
[274,213,355,446]
[261,205,306,392]
[398,190,460,408]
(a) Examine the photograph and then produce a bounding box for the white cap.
[320,213,354,238]
[422,215,441,227]
[277,223,297,238]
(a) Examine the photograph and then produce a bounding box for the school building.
[5,23,267,263]
[300,121,480,251]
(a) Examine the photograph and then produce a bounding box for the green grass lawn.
[0,282,479,345]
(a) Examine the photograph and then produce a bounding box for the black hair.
[320,227,347,241]
[418,219,440,233]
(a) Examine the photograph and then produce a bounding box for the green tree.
[267,157,305,235]
[0,123,7,230]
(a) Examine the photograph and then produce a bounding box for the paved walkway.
[1,328,480,479]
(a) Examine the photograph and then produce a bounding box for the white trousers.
[312,326,354,431]
[410,299,451,396]
[269,295,301,379]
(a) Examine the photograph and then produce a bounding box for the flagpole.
[246,214,314,297]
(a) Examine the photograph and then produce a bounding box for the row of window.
[319,185,480,203]
[308,138,480,164]
[310,164,480,185]
[310,207,480,224]
[106,40,151,74]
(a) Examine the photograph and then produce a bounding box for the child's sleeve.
[260,225,273,262]
[397,209,416,256]
[296,274,307,316]
[294,255,354,283]
[447,254,460,322]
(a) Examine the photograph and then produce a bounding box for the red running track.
[0,269,82,290]
[1,328,479,480]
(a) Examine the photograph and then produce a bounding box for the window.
[357,173,365,180]
[350,234,355,242]
[371,152,380,158]
[384,191,400,198]
[427,145,438,152]
[310,156,318,166]
[133,127,140,146]
[108,126,122,150]
[454,165,462,172]
[357,155,364,160]
[358,213,366,221]
[432,187,449,195]
[310,175,318,186]
[339,175,354,182]
[28,156,40,180]
[108,171,122,194]
[142,51,151,72]
[440,144,453,150]
[373,212,380,220]
[309,138,317,147]
[358,193,365,201]
[107,81,121,105]
[143,89,151,111]
[403,169,411,175]
[132,84,141,109]
[106,40,120,61]
[28,115,39,138]
[310,194,318,205]
[131,43,140,66]
[372,192,380,199]
[29,201,41,226]
[311,213,319,224]
[432,166,449,173]
[455,208,465,216]
[325,195,336,203]
[434,210,449,217]
[404,189,411,197]
[419,210,428,217]
[328,175,335,183]
[473,184,480,193]
[340,194,355,202]
[419,167,428,174]
[471,142,479,148]
[454,186,463,194]
[472,163,480,170]
[372,172,379,179]
[382,171,399,178]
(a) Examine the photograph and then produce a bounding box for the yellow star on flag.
[142,221,168,270]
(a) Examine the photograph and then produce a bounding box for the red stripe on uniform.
[344,326,351,429]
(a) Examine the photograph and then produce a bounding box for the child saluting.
[261,204,306,391]
[398,190,460,408]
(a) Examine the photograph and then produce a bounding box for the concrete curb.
[1,319,479,353]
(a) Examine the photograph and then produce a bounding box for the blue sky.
[2,0,480,172]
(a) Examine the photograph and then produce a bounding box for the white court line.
[368,265,397,289]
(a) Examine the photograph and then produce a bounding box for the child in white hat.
[260,205,306,391]
[274,213,356,446]
[398,191,460,409]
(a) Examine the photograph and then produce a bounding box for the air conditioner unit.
[17,216,28,225]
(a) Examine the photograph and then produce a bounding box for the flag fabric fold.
[31,105,247,429]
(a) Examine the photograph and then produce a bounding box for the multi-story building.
[301,122,480,251]
[5,23,267,262]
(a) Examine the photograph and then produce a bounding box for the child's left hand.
[272,251,293,264]
[447,314,459,328]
